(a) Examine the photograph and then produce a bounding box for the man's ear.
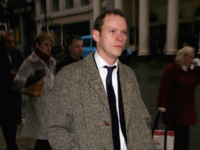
[68,45,72,51]
[92,30,100,43]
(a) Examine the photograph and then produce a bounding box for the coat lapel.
[85,53,132,126]
[118,61,132,129]
[85,53,110,112]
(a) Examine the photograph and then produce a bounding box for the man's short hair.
[0,31,13,41]
[34,31,53,45]
[93,9,126,34]
[68,35,82,46]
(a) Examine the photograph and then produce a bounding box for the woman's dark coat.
[157,62,200,126]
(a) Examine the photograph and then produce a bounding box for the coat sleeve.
[48,69,80,150]
[13,59,33,92]
[157,66,174,108]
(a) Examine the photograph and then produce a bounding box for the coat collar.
[28,51,56,73]
[173,61,192,72]
[118,60,132,129]
[29,51,42,63]
[84,52,132,125]
[29,51,55,65]
[85,52,109,111]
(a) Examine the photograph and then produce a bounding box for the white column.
[138,0,150,56]
[59,0,65,11]
[166,0,179,55]
[131,0,139,51]
[114,0,123,11]
[93,0,101,23]
[46,0,50,14]
[198,27,200,54]
[35,0,40,17]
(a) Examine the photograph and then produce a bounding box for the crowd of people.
[0,9,200,150]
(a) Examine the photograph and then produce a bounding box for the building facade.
[12,0,200,59]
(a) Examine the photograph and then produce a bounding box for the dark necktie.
[104,66,120,150]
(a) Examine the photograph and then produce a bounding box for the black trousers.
[34,139,52,150]
[1,122,18,150]
[169,126,189,150]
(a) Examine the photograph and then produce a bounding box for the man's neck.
[70,54,80,60]
[4,48,11,56]
[96,50,118,66]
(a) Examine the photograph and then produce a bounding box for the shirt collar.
[182,65,188,71]
[94,51,118,70]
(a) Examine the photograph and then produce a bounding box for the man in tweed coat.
[48,9,154,150]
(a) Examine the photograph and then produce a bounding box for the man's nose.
[116,33,123,41]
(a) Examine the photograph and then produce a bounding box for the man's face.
[93,14,127,64]
[69,39,83,59]
[3,34,14,52]
[36,39,52,55]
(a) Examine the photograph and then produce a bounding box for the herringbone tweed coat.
[48,52,154,150]
[14,51,56,139]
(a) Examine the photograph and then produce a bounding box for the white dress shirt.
[7,53,12,65]
[182,65,189,72]
[94,51,127,150]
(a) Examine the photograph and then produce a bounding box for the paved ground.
[0,94,36,150]
[1,58,200,149]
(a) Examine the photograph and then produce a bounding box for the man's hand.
[11,68,17,78]
[24,69,45,88]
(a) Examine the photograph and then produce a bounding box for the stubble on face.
[69,39,83,60]
[94,14,127,66]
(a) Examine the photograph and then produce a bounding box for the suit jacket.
[56,54,83,73]
[0,47,23,124]
[48,52,154,150]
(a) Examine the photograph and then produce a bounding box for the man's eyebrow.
[106,27,127,30]
[107,27,117,29]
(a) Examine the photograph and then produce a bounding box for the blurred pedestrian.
[56,35,83,73]
[14,31,56,150]
[157,46,200,150]
[0,31,23,150]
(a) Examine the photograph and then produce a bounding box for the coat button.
[105,121,109,126]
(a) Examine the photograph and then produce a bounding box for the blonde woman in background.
[157,46,200,150]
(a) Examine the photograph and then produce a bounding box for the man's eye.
[110,30,114,33]
[122,31,127,35]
